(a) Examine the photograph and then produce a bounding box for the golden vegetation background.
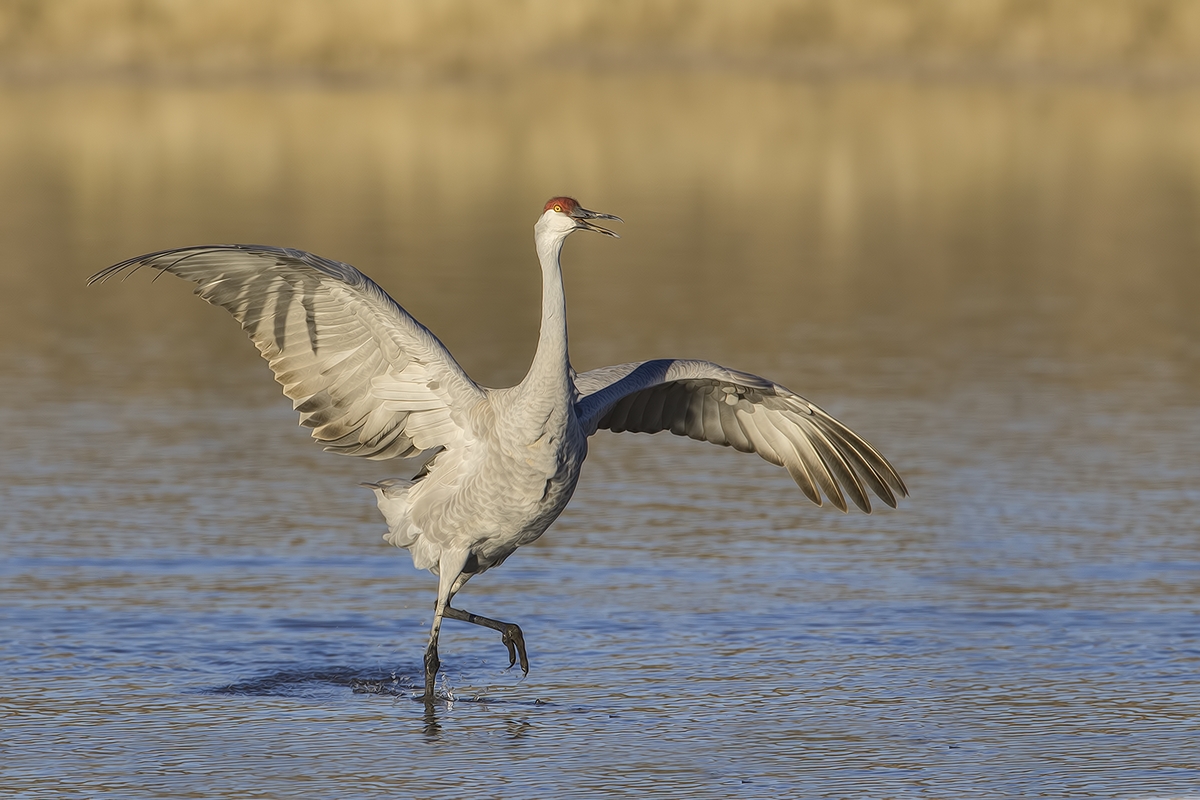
[1,0,1197,401]
[3,0,1200,80]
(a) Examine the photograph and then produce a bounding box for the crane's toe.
[501,623,529,675]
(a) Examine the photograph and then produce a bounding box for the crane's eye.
[553,204,563,212]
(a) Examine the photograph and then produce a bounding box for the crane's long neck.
[517,228,572,405]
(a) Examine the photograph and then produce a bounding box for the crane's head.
[540,197,622,238]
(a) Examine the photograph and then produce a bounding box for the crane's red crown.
[543,197,580,215]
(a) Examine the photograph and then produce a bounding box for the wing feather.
[624,387,656,432]
[718,397,755,453]
[700,387,724,445]
[736,408,786,468]
[771,413,851,512]
[684,387,708,440]
[641,384,669,432]
[89,244,484,459]
[816,421,898,507]
[606,394,635,433]
[575,359,906,513]
[663,384,692,437]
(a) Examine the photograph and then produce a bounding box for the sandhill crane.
[89,197,907,702]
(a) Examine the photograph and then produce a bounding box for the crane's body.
[367,379,589,581]
[368,401,587,578]
[89,197,907,702]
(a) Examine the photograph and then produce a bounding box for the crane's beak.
[571,207,622,238]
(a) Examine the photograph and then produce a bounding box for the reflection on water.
[2,72,1199,797]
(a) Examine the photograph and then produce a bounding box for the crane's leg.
[423,550,469,703]
[442,606,530,675]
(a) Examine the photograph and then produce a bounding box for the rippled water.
[2,73,1200,798]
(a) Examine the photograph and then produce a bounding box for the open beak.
[571,207,623,238]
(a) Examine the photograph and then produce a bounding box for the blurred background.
[2,2,1199,798]
[5,0,1200,79]
[2,0,1198,397]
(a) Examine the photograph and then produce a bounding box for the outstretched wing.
[89,244,485,460]
[574,359,907,512]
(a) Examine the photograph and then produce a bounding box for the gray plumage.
[88,197,906,702]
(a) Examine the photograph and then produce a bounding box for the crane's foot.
[423,643,440,703]
[500,623,529,675]
[444,606,530,675]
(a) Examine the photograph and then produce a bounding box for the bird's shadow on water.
[204,665,418,698]
[199,664,553,738]
[199,664,547,709]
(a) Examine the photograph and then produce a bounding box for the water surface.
[2,73,1199,798]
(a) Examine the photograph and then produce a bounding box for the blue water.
[3,361,1199,798]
